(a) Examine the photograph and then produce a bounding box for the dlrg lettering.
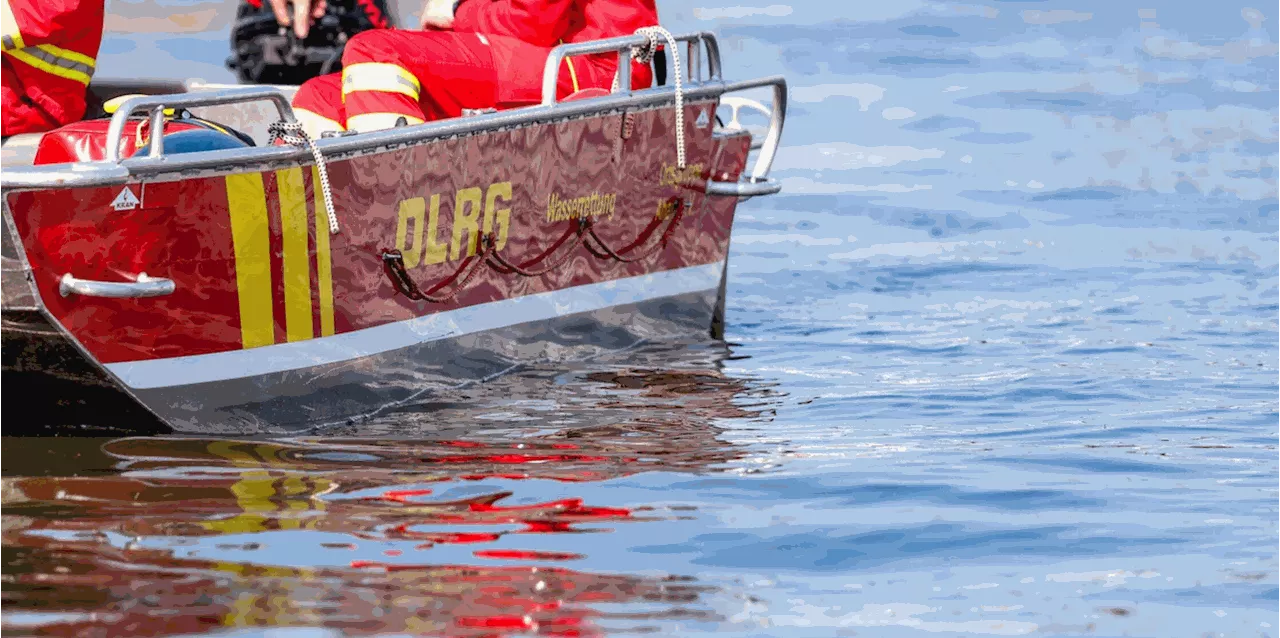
[395,182,512,268]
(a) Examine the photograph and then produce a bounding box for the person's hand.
[419,0,456,29]
[268,0,328,39]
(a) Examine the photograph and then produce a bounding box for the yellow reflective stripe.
[225,173,276,349]
[341,62,420,99]
[312,166,335,337]
[566,58,580,93]
[559,40,580,93]
[346,112,424,132]
[276,168,313,343]
[37,42,93,68]
[295,108,344,139]
[0,0,22,51]
[5,46,92,85]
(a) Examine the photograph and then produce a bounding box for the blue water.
[5,1,1277,636]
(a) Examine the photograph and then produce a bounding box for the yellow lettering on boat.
[276,167,313,343]
[390,180,514,267]
[224,172,275,349]
[660,162,705,188]
[545,191,617,223]
[423,193,449,265]
[312,166,335,337]
[396,197,426,268]
[450,186,483,260]
[656,198,680,220]
[483,182,512,251]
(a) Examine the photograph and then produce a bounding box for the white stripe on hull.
[105,262,724,390]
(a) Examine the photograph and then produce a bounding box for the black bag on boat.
[226,0,394,85]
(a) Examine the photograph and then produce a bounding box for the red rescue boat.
[0,32,786,434]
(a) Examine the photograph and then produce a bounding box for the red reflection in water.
[2,368,772,636]
[473,550,586,561]
[366,488,435,504]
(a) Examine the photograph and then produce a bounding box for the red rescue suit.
[1,0,103,136]
[292,0,657,134]
[452,0,658,105]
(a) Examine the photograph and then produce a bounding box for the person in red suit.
[1,0,104,137]
[283,0,658,136]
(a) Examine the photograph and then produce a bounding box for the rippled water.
[5,1,1278,636]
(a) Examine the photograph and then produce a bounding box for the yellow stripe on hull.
[312,166,336,337]
[276,167,314,343]
[225,173,275,349]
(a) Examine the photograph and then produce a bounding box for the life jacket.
[1,0,104,137]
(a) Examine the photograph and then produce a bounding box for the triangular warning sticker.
[695,109,710,128]
[111,186,140,211]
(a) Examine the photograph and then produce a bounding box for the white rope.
[270,120,340,235]
[615,26,685,169]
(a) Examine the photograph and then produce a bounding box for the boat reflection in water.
[2,353,779,636]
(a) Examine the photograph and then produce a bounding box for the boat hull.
[2,215,170,434]
[133,281,722,434]
[2,100,751,434]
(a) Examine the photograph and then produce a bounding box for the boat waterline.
[105,261,725,390]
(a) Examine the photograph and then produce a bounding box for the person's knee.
[341,31,423,111]
[292,74,345,137]
[342,30,402,68]
[294,75,340,106]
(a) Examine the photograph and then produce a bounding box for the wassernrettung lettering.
[546,191,616,222]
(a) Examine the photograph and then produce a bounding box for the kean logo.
[111,186,140,211]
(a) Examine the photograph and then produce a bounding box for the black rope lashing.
[382,233,495,303]
[487,220,585,277]
[381,204,685,303]
[584,203,684,264]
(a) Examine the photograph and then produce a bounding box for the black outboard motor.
[226,0,394,85]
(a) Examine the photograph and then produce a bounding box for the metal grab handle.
[541,30,722,106]
[104,87,297,162]
[706,178,782,197]
[59,273,175,298]
[706,75,787,198]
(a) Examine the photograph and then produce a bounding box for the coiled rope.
[615,26,685,169]
[270,120,340,234]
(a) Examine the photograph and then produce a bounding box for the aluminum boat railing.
[1,31,784,198]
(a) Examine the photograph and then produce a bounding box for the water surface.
[4,0,1278,636]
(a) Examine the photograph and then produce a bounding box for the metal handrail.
[705,75,787,197]
[540,30,722,106]
[1,80,731,191]
[103,86,296,162]
[1,54,776,194]
[706,179,781,197]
